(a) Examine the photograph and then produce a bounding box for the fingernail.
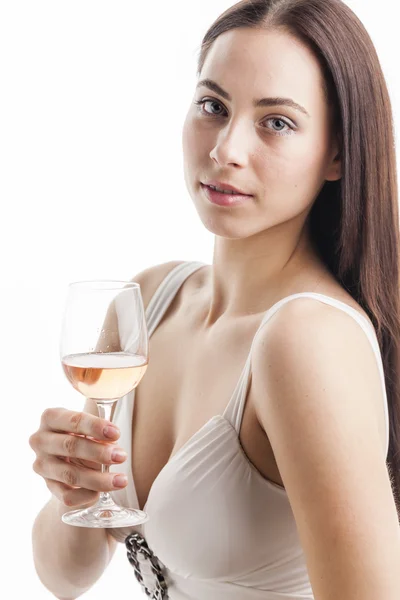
[113,474,128,488]
[104,425,120,439]
[111,449,127,462]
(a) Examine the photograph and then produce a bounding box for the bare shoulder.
[251,296,383,438]
[129,260,188,311]
[250,297,400,598]
[94,260,186,357]
[268,291,374,337]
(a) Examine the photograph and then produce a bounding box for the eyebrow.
[196,78,310,118]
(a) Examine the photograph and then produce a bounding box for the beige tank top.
[108,260,390,600]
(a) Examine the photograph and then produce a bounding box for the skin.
[182,27,342,326]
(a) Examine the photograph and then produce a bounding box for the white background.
[1,1,398,598]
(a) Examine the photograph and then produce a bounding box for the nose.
[209,119,251,168]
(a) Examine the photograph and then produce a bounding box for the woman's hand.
[29,407,128,508]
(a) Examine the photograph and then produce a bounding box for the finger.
[57,455,101,471]
[40,407,120,442]
[46,479,99,508]
[39,431,127,465]
[30,431,120,468]
[34,456,128,492]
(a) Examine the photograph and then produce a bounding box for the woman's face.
[182,27,341,238]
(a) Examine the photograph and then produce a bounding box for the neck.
[201,223,324,327]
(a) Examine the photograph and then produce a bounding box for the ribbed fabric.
[109,261,389,599]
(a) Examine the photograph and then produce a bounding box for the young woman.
[30,1,400,599]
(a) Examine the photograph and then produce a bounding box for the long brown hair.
[196,0,400,519]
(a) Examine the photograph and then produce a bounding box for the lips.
[203,180,252,196]
[200,183,253,207]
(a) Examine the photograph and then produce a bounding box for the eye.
[194,98,226,117]
[263,117,294,136]
[194,98,295,136]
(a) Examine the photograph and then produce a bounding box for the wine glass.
[59,280,149,528]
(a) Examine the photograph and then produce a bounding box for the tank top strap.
[222,292,390,459]
[116,261,207,352]
[145,261,208,336]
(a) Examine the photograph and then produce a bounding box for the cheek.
[252,135,330,221]
[261,133,330,189]
[182,113,200,162]
[182,113,204,189]
[290,123,332,177]
[182,113,189,150]
[291,141,330,190]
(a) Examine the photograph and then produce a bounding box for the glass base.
[62,496,149,528]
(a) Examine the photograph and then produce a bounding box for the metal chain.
[125,532,169,599]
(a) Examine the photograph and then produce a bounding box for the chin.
[194,207,254,239]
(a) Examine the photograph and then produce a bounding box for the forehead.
[200,28,326,111]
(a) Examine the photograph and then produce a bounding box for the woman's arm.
[252,298,400,600]
[31,260,186,599]
[32,428,118,600]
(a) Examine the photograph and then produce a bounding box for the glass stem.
[95,399,118,506]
